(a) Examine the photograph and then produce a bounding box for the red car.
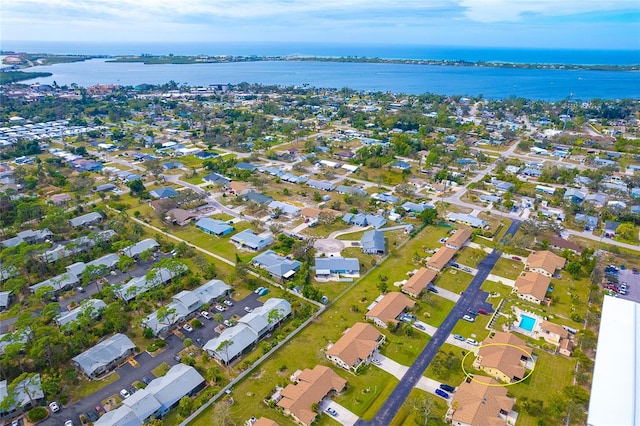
[478,308,488,315]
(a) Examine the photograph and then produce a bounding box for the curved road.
[357,219,521,426]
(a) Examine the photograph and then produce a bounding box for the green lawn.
[190,224,454,426]
[433,269,473,294]
[417,296,456,328]
[67,373,120,402]
[423,343,469,386]
[152,362,170,377]
[390,388,449,426]
[455,247,487,268]
[491,258,524,280]
[450,314,491,342]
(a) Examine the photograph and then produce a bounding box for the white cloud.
[459,0,635,22]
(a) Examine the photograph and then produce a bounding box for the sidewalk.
[486,274,516,287]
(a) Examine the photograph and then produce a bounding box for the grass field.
[491,257,524,280]
[68,373,120,402]
[455,247,487,268]
[389,388,449,426]
[433,269,473,294]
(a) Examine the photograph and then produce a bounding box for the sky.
[2,0,639,50]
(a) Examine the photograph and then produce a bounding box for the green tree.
[127,179,145,196]
[616,223,637,241]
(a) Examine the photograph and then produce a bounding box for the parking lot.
[616,268,640,304]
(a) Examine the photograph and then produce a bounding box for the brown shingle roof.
[515,272,551,301]
[478,332,532,380]
[549,237,583,253]
[254,418,279,426]
[540,320,569,339]
[450,376,515,426]
[277,365,346,426]
[366,292,415,325]
[447,228,472,249]
[402,268,437,297]
[227,181,249,193]
[426,246,457,270]
[526,250,566,275]
[326,323,383,367]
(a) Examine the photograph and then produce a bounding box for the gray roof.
[361,230,386,253]
[244,191,274,205]
[203,324,258,363]
[0,374,44,415]
[121,238,160,258]
[196,218,233,235]
[268,200,301,216]
[252,250,301,278]
[231,229,274,250]
[372,193,399,204]
[69,212,103,227]
[336,185,366,196]
[401,202,433,213]
[0,291,11,308]
[117,264,187,301]
[1,228,52,248]
[447,212,487,228]
[95,183,116,192]
[144,363,205,410]
[235,162,257,171]
[149,187,179,199]
[192,279,231,304]
[307,179,335,191]
[315,257,360,273]
[40,230,116,263]
[72,333,136,377]
[0,327,30,355]
[56,299,107,327]
[30,272,80,293]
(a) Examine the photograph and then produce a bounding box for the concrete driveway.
[430,286,460,302]
[413,320,437,336]
[371,354,408,380]
[314,239,345,256]
[415,376,445,395]
[445,334,480,351]
[319,399,360,426]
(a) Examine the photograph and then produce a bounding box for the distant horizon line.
[2,40,639,52]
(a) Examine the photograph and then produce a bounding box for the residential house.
[203,173,231,186]
[162,161,184,170]
[306,179,335,191]
[401,202,433,213]
[191,279,231,305]
[0,374,44,420]
[371,193,399,204]
[204,323,259,364]
[0,291,12,311]
[69,212,103,228]
[95,388,161,425]
[30,272,80,294]
[56,299,107,327]
[584,193,607,208]
[315,257,360,278]
[121,238,160,258]
[166,208,197,226]
[401,268,437,298]
[604,221,620,238]
[144,363,206,417]
[252,250,301,279]
[514,272,551,305]
[539,320,569,346]
[575,214,598,231]
[365,292,416,328]
[564,188,586,204]
[548,237,583,255]
[149,187,179,199]
[525,250,566,277]
[49,193,72,205]
[72,333,136,379]
[268,200,301,217]
[1,228,52,248]
[196,217,234,236]
[535,185,556,195]
[254,418,279,426]
[234,162,257,172]
[336,185,367,196]
[446,228,472,250]
[447,213,486,229]
[231,229,274,251]
[277,366,347,426]
[559,338,575,357]
[393,160,411,170]
[426,247,457,272]
[243,191,274,206]
[225,181,250,196]
[117,264,187,301]
[473,332,532,383]
[143,290,202,336]
[361,230,385,254]
[445,375,517,426]
[326,323,386,373]
[238,298,292,338]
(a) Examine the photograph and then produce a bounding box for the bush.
[191,319,203,328]
[27,407,48,422]
[154,339,167,348]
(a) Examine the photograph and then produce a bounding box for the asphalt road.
[357,220,521,426]
[36,292,262,426]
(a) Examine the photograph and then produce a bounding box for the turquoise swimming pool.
[519,314,536,331]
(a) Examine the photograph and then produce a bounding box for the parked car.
[95,406,106,416]
[632,267,638,275]
[244,306,253,313]
[439,384,456,393]
[76,287,85,293]
[371,358,381,366]
[511,256,522,261]
[414,323,426,331]
[49,402,60,413]
[196,338,204,346]
[478,308,488,315]
[173,355,182,362]
[254,287,265,294]
[326,407,338,416]
[223,299,234,307]
[462,315,475,323]
[85,410,99,422]
[223,320,232,327]
[258,288,270,296]
[141,376,151,385]
[619,290,628,295]
[427,285,439,293]
[183,324,194,333]
[453,334,465,341]
[467,309,479,316]
[120,389,131,399]
[64,421,74,426]
[214,304,226,312]
[435,389,449,398]
[200,311,212,320]
[466,338,479,346]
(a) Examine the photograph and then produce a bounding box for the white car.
[183,324,194,332]
[49,401,60,413]
[466,338,479,346]
[223,299,234,307]
[200,311,212,320]
[120,389,131,399]
[65,421,74,426]
[244,306,253,313]
[462,315,475,323]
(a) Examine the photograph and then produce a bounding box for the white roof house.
[72,333,136,378]
[587,296,640,426]
[142,290,202,336]
[69,212,103,228]
[30,272,80,293]
[121,238,160,258]
[56,299,107,327]
[117,264,186,301]
[0,374,44,418]
[192,279,231,305]
[204,323,259,364]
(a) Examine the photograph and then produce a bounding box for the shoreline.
[2,52,639,72]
